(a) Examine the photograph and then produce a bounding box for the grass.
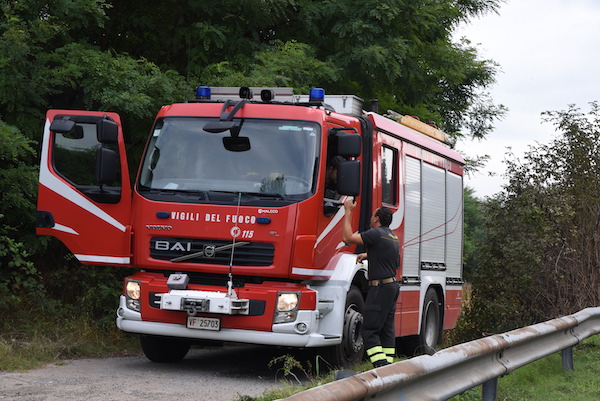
[0,307,139,371]
[242,335,600,401]
[236,356,376,401]
[450,334,600,401]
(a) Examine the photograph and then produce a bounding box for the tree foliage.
[1,0,506,145]
[0,122,44,305]
[83,0,505,139]
[462,103,600,338]
[0,122,38,245]
[462,186,484,280]
[0,0,505,315]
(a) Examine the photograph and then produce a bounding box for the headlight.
[125,280,141,312]
[126,280,141,300]
[277,292,299,311]
[274,292,300,324]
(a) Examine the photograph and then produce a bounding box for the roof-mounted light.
[195,86,211,100]
[261,89,275,103]
[239,87,254,99]
[309,88,325,102]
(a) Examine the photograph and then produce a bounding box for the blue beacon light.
[309,88,325,102]
[195,86,211,100]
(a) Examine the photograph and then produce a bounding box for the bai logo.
[154,240,192,252]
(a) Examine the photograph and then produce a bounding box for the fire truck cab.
[37,86,464,366]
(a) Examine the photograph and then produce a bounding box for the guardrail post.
[561,347,574,371]
[482,377,498,401]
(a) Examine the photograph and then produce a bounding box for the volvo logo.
[203,245,216,258]
[146,225,173,230]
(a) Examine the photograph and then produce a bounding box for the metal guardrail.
[280,307,600,401]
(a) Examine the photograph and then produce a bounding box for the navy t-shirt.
[360,226,400,280]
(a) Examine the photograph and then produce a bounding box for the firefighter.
[324,155,346,199]
[342,199,400,367]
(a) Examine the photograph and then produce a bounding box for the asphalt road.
[0,344,308,401]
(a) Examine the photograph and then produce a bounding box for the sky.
[454,0,600,198]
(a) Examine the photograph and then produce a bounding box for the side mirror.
[336,160,361,196]
[337,132,361,158]
[97,119,119,144]
[328,128,361,158]
[95,147,118,185]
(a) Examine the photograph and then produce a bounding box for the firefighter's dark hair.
[328,155,346,169]
[375,206,393,227]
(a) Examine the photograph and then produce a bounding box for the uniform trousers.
[363,281,400,366]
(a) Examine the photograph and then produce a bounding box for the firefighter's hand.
[356,253,367,263]
[344,198,356,213]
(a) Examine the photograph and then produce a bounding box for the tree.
[462,187,484,280]
[0,1,186,304]
[287,0,506,139]
[198,40,340,92]
[465,102,600,338]
[81,0,505,140]
[0,0,507,311]
[0,122,45,305]
[0,122,38,247]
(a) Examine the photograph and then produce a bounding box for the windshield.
[138,117,320,203]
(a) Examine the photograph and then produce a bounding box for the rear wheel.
[400,289,441,356]
[324,286,365,368]
[140,335,191,363]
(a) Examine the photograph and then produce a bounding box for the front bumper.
[115,295,339,348]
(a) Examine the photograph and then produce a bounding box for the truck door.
[36,110,132,266]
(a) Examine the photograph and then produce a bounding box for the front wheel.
[323,286,365,368]
[140,335,191,363]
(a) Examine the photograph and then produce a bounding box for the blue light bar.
[195,86,211,100]
[309,88,325,102]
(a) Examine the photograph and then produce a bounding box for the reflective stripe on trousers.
[366,346,388,364]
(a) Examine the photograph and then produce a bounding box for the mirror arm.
[219,99,248,122]
[329,127,358,135]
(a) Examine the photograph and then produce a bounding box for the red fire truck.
[36,86,464,366]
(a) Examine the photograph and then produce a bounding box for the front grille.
[150,237,274,266]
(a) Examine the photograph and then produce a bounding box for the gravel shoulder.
[0,344,289,401]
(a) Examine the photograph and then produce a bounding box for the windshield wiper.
[139,187,209,199]
[243,191,287,200]
[209,190,287,200]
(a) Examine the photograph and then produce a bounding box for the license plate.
[187,316,221,331]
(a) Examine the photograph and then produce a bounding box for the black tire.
[140,335,191,363]
[323,286,365,368]
[399,289,441,356]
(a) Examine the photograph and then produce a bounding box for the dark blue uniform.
[360,226,400,367]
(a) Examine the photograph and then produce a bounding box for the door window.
[382,146,397,205]
[51,117,122,203]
